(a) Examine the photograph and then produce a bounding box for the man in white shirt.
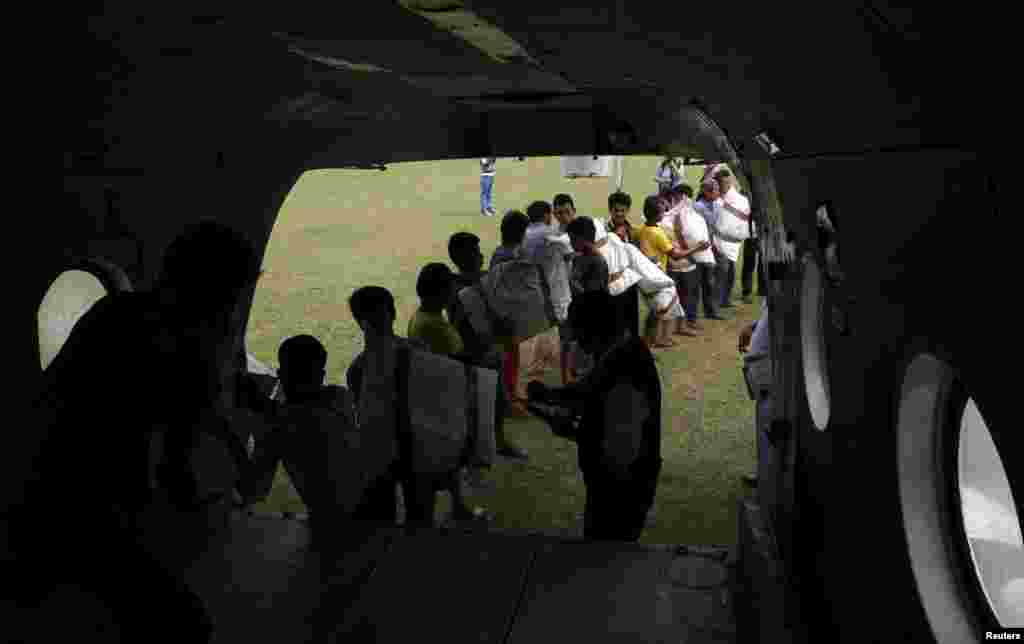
[667,185,716,331]
[692,178,747,319]
[713,168,752,308]
[480,158,496,217]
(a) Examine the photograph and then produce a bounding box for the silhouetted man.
[527,290,663,542]
[446,232,526,460]
[24,220,263,643]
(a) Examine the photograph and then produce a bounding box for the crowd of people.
[22,160,764,640]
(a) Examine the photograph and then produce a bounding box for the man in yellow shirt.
[408,263,465,356]
[635,196,691,348]
[407,262,488,524]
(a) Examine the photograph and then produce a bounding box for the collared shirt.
[606,217,637,244]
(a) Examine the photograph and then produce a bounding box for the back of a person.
[490,244,519,269]
[578,336,661,473]
[408,307,463,357]
[273,385,359,515]
[636,223,671,271]
[571,253,610,296]
[30,291,212,524]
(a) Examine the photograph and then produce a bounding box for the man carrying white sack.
[712,168,752,309]
[588,215,681,350]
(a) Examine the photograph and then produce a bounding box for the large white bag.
[359,340,498,475]
[715,191,751,241]
[457,259,559,345]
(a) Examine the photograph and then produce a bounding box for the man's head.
[157,220,261,325]
[643,195,665,224]
[713,168,733,194]
[349,286,397,336]
[608,191,632,224]
[526,200,553,226]
[700,178,721,201]
[673,184,694,201]
[552,194,576,227]
[416,262,455,311]
[565,217,597,254]
[500,210,530,247]
[448,232,484,274]
[156,220,262,392]
[568,290,619,357]
[278,334,327,403]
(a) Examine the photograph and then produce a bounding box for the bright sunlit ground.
[245,156,759,545]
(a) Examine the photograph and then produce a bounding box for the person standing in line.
[661,187,712,337]
[490,210,533,416]
[693,177,747,316]
[713,168,752,308]
[480,158,497,217]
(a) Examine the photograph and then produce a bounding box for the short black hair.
[416,262,454,299]
[565,217,596,243]
[349,286,396,324]
[643,195,663,221]
[279,334,327,372]
[158,220,260,314]
[673,184,694,199]
[500,210,530,245]
[553,194,575,210]
[526,200,552,224]
[568,290,619,346]
[608,191,632,211]
[713,167,732,179]
[448,232,481,272]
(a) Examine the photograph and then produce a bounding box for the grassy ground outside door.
[246,156,760,545]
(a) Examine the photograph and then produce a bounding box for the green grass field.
[245,156,759,545]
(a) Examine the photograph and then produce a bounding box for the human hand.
[697,240,711,251]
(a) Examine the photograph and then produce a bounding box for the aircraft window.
[956,398,1024,627]
[800,253,830,430]
[38,259,132,371]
